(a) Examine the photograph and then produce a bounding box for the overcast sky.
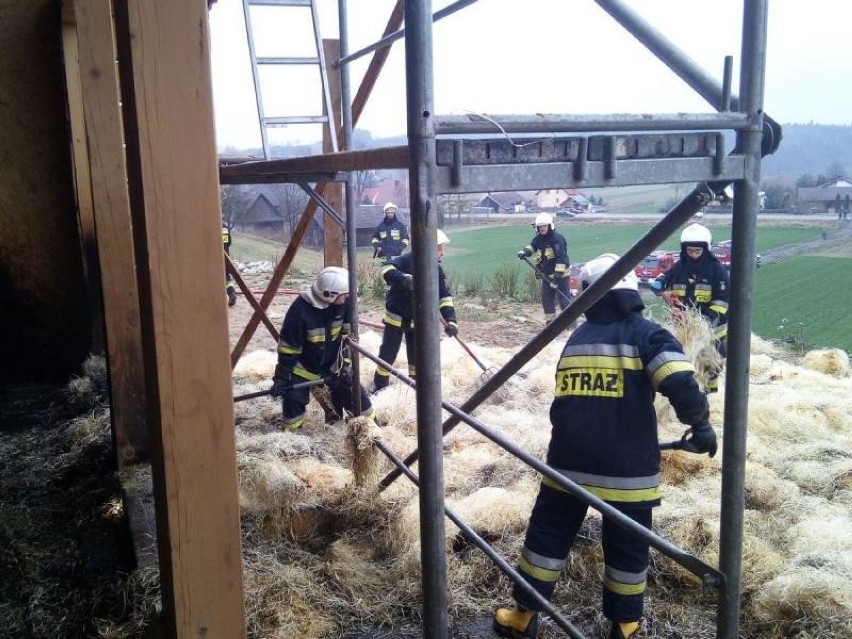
[209,0,852,151]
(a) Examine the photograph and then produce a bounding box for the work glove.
[399,273,414,291]
[681,420,718,458]
[338,364,353,382]
[444,322,459,338]
[271,365,292,398]
[518,247,533,259]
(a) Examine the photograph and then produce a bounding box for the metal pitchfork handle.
[439,315,489,373]
[519,254,573,306]
[233,377,332,403]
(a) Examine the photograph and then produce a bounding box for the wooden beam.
[72,0,148,466]
[116,1,245,636]
[61,0,105,355]
[322,38,343,267]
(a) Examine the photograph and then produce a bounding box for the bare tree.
[220,184,254,229]
[825,160,847,180]
[268,183,310,235]
[354,170,379,204]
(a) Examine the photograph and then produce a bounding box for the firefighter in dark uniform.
[369,229,458,393]
[517,213,571,324]
[371,202,410,259]
[223,223,237,307]
[651,223,730,392]
[494,254,717,639]
[271,267,375,431]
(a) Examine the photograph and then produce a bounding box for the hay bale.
[447,486,533,540]
[233,349,276,380]
[345,416,383,489]
[237,452,307,514]
[802,348,851,377]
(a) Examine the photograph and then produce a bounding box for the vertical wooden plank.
[72,0,148,466]
[118,1,246,636]
[323,38,343,267]
[61,1,105,355]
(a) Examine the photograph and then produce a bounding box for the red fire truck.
[634,251,677,285]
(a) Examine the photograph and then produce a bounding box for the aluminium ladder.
[242,0,338,158]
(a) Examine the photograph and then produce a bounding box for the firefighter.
[270,267,375,431]
[651,223,730,392]
[369,229,458,393]
[494,254,717,639]
[517,213,571,324]
[222,223,237,307]
[370,202,410,259]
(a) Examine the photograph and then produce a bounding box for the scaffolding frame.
[219,1,774,637]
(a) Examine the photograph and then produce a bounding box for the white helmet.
[680,223,712,247]
[383,201,398,213]
[533,212,554,230]
[580,253,638,292]
[436,229,450,246]
[312,266,349,302]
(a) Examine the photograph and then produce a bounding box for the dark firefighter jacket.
[524,229,569,277]
[222,225,231,251]
[656,250,730,341]
[276,294,351,381]
[380,252,457,328]
[371,215,410,258]
[545,290,709,508]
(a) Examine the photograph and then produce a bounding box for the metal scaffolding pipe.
[717,3,769,637]
[380,183,719,490]
[348,338,724,586]
[404,1,447,636]
[337,0,480,66]
[338,0,362,415]
[435,112,749,135]
[593,0,780,154]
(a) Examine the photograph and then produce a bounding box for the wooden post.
[69,0,148,466]
[115,1,246,636]
[322,39,344,267]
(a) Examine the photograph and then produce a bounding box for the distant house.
[475,192,526,214]
[559,193,592,212]
[535,189,572,209]
[240,193,282,232]
[797,177,852,213]
[360,178,409,208]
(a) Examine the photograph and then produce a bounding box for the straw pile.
[121,315,852,638]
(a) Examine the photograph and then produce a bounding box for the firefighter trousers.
[513,483,652,623]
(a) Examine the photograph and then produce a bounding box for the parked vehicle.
[634,251,676,285]
[568,263,584,297]
[711,240,762,270]
[555,208,577,218]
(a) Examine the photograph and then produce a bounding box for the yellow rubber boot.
[493,606,538,638]
[609,620,640,639]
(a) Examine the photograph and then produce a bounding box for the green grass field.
[752,257,852,353]
[440,223,823,278]
[233,223,851,353]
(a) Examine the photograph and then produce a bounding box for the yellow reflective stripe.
[557,355,642,370]
[439,296,454,309]
[604,576,647,596]
[714,325,728,339]
[554,263,567,274]
[524,244,534,254]
[283,415,304,431]
[381,264,397,277]
[650,360,694,390]
[541,475,660,503]
[278,344,301,355]
[307,334,326,344]
[408,364,416,376]
[375,368,391,378]
[518,556,561,583]
[330,326,342,339]
[709,303,728,315]
[383,312,403,328]
[293,366,321,381]
[671,285,687,296]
